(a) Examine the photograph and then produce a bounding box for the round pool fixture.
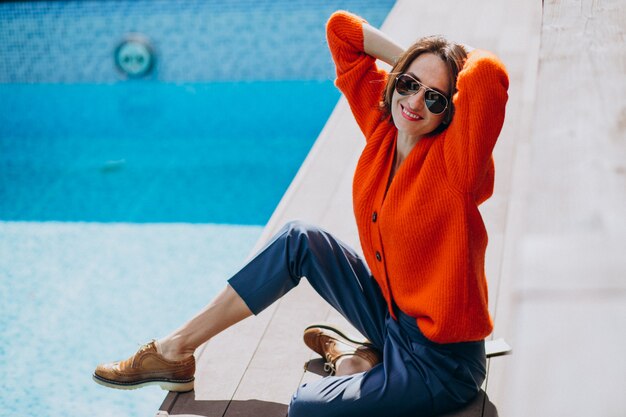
[114,35,155,78]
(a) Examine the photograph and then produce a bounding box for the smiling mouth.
[401,105,422,121]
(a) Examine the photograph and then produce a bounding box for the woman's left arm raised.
[443,50,509,191]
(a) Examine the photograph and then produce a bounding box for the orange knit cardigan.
[327,11,509,343]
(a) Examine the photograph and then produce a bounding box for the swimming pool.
[0,81,337,417]
[0,1,395,416]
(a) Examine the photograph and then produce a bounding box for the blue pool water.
[0,81,339,224]
[0,221,263,417]
[0,1,395,416]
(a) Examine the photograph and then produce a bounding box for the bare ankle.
[156,337,195,361]
[335,355,373,376]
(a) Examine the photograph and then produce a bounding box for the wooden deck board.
[484,1,542,402]
[227,282,331,407]
[494,0,626,416]
[479,0,543,411]
[195,307,277,400]
[159,304,279,416]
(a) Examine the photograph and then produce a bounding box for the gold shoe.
[303,324,381,375]
[93,341,195,392]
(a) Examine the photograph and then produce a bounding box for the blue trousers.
[228,221,486,417]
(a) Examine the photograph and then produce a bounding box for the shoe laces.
[323,354,336,375]
[324,352,357,376]
[130,340,155,367]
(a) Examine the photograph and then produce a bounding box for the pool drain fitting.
[114,34,156,78]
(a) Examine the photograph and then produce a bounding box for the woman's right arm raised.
[326,11,403,139]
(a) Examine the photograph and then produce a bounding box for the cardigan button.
[375,251,382,261]
[372,211,377,222]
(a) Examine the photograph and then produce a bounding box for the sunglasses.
[394,73,449,115]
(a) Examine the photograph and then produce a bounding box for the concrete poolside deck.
[157,0,626,416]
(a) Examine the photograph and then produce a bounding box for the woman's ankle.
[155,337,196,361]
[334,355,373,376]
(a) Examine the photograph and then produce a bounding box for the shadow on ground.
[159,394,288,417]
[160,361,498,417]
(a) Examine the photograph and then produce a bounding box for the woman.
[94,10,508,417]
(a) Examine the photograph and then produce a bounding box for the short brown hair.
[380,35,467,133]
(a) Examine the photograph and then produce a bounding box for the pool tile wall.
[0,0,395,83]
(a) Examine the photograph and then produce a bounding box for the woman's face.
[391,53,450,140]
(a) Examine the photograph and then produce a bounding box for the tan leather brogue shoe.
[93,341,195,392]
[303,324,381,375]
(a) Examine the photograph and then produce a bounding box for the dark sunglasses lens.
[424,90,447,114]
[395,75,416,95]
[396,75,448,114]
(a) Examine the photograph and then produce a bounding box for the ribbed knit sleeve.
[444,50,509,191]
[326,11,387,140]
